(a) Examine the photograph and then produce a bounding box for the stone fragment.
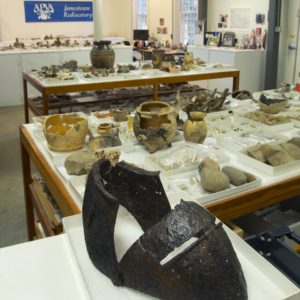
[247,144,266,163]
[288,137,300,147]
[199,156,220,171]
[200,167,230,192]
[221,166,248,186]
[260,144,283,157]
[281,142,300,160]
[244,172,257,183]
[64,148,121,175]
[64,150,97,175]
[267,151,295,166]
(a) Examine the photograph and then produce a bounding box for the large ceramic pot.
[183,111,207,144]
[44,114,88,152]
[133,101,177,153]
[90,40,115,69]
[152,49,165,69]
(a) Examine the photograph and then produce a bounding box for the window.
[135,0,148,29]
[179,0,198,45]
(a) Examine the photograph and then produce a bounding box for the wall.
[0,0,171,44]
[0,0,93,41]
[101,0,132,40]
[207,0,269,41]
[148,0,173,44]
[278,0,300,85]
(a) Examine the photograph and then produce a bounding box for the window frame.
[133,0,148,30]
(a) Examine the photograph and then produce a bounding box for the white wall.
[0,0,93,41]
[207,0,269,41]
[0,0,172,44]
[148,0,173,44]
[101,0,132,40]
[278,0,300,85]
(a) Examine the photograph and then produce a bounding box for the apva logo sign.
[33,3,54,20]
[24,1,93,22]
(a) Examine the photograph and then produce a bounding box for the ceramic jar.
[133,101,177,153]
[152,49,165,69]
[183,111,207,144]
[90,40,115,69]
[44,114,88,151]
[97,123,112,136]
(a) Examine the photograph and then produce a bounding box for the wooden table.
[20,123,300,241]
[20,125,80,240]
[23,68,240,123]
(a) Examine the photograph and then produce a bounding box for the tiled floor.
[0,105,27,248]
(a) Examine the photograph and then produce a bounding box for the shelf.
[29,175,63,238]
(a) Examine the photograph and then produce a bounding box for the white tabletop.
[0,235,90,300]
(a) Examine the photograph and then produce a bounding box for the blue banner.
[24,1,93,22]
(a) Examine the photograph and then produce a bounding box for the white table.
[0,212,299,300]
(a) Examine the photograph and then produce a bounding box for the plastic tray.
[217,130,288,152]
[237,150,300,176]
[145,143,229,175]
[166,165,261,205]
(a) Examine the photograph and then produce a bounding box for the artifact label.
[24,1,93,22]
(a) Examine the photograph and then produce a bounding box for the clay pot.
[90,40,115,69]
[183,111,207,144]
[112,109,128,122]
[97,123,112,136]
[133,101,177,153]
[44,114,88,151]
[152,49,165,69]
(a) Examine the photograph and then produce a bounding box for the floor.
[0,105,28,248]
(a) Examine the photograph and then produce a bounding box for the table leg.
[20,128,35,241]
[23,79,29,123]
[233,72,240,91]
[42,91,49,116]
[153,84,159,101]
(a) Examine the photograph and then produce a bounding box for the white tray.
[166,165,261,205]
[62,213,300,300]
[145,143,229,175]
[217,130,288,153]
[237,150,300,176]
[69,175,87,199]
[238,112,294,132]
[206,111,264,137]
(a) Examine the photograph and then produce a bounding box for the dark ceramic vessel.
[90,40,115,69]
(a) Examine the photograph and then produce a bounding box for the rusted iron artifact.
[82,159,247,300]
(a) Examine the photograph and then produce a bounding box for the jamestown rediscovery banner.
[24,1,93,22]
